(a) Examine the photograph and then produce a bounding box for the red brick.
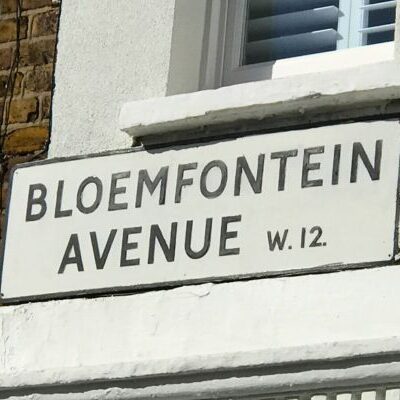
[1,0,53,14]
[5,151,44,168]
[20,39,56,67]
[0,47,13,71]
[0,211,5,240]
[0,71,23,97]
[1,181,8,209]
[32,10,58,37]
[0,17,28,43]
[23,0,53,10]
[24,65,52,93]
[0,0,16,13]
[4,126,48,154]
[8,97,39,124]
[42,93,51,118]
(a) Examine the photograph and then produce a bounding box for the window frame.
[200,0,399,89]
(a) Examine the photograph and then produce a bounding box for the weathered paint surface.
[7,0,400,398]
[2,266,400,391]
[2,121,399,300]
[49,0,176,157]
[0,385,399,400]
[120,61,400,138]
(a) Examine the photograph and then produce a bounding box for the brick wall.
[0,0,59,239]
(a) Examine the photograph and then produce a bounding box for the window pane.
[242,0,396,66]
[367,29,395,44]
[368,7,396,27]
[248,0,339,18]
[363,0,396,46]
[245,0,340,64]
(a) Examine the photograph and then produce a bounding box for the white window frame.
[122,0,400,140]
[201,0,399,89]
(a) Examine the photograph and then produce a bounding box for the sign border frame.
[1,125,400,304]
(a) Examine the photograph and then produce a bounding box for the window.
[243,0,396,64]
[203,0,397,88]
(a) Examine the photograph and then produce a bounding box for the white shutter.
[360,0,396,45]
[245,0,340,64]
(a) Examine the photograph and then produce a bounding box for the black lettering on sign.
[351,140,382,183]
[26,183,47,222]
[55,180,73,218]
[301,226,325,248]
[310,226,323,247]
[175,163,198,204]
[90,229,117,269]
[267,229,288,251]
[185,219,212,259]
[120,227,142,267]
[148,223,177,264]
[302,146,324,188]
[332,144,341,185]
[58,233,83,274]
[234,154,265,196]
[270,150,298,191]
[109,171,131,211]
[200,160,228,199]
[76,177,103,214]
[135,167,168,208]
[219,215,241,256]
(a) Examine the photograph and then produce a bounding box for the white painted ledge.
[120,60,400,139]
[2,266,400,390]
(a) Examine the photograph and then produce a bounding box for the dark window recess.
[245,0,340,64]
[363,0,396,45]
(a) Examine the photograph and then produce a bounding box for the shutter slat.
[362,0,397,45]
[249,0,338,18]
[248,6,339,42]
[246,29,338,64]
[245,0,340,64]
[360,23,395,33]
[361,1,397,11]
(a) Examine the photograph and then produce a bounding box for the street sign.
[1,120,399,302]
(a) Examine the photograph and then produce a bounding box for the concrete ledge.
[119,61,400,139]
[2,266,400,389]
[2,359,400,399]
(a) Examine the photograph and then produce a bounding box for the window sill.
[223,42,395,86]
[120,59,400,141]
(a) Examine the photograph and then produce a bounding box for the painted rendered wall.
[2,266,400,390]
[49,0,176,157]
[2,0,400,398]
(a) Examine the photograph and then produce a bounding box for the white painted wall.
[49,0,176,157]
[3,0,400,398]
[2,266,400,391]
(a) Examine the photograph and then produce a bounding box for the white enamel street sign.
[1,120,400,302]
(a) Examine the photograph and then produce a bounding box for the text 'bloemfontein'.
[1,121,399,301]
